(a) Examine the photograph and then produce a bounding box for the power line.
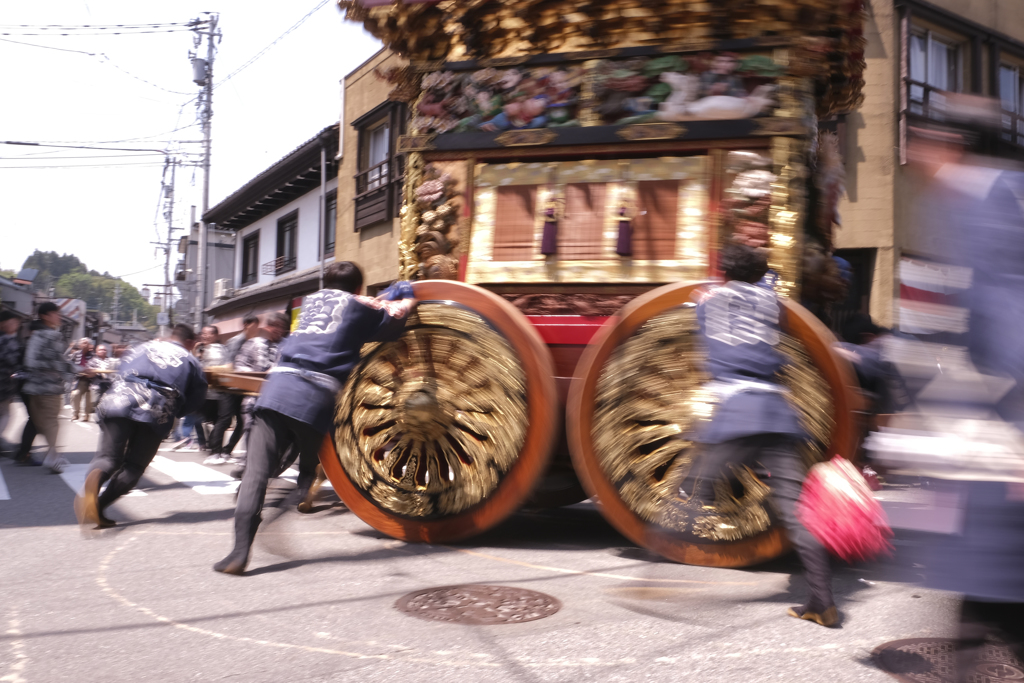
[14,122,200,147]
[0,153,177,160]
[214,0,330,89]
[0,36,95,54]
[115,264,164,278]
[0,162,173,169]
[94,53,193,95]
[1,153,202,161]
[0,37,195,95]
[0,21,199,29]
[1,26,198,36]
[1,141,174,153]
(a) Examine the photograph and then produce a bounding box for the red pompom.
[797,456,893,562]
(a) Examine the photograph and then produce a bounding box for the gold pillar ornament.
[766,72,814,299]
[399,152,425,280]
[412,164,462,281]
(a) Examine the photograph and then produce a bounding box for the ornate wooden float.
[316,0,867,565]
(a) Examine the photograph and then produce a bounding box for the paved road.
[1,401,955,682]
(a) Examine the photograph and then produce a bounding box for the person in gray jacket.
[22,302,78,473]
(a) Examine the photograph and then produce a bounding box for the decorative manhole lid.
[873,638,1024,682]
[395,585,561,625]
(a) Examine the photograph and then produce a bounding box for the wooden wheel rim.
[320,280,558,543]
[566,281,860,567]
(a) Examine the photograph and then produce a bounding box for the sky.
[0,0,382,296]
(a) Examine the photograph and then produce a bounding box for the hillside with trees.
[20,250,159,329]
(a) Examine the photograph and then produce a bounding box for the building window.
[365,122,389,191]
[908,29,961,116]
[324,189,337,259]
[269,210,297,276]
[241,232,259,286]
[352,101,405,231]
[999,64,1024,146]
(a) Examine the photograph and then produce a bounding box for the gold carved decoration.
[478,56,531,67]
[411,60,446,73]
[767,75,814,299]
[494,129,558,147]
[339,1,865,118]
[335,304,528,518]
[616,123,686,141]
[656,40,717,54]
[412,164,461,280]
[397,134,437,153]
[590,304,834,541]
[753,118,806,136]
[399,152,425,280]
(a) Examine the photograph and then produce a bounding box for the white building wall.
[234,177,338,291]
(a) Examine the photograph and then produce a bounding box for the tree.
[53,273,159,329]
[22,250,159,330]
[21,250,88,293]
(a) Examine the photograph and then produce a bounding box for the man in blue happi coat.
[687,243,836,626]
[214,261,415,574]
[75,323,208,528]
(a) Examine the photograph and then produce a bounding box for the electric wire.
[0,153,200,160]
[0,36,195,95]
[0,161,197,169]
[95,54,193,95]
[214,0,330,89]
[18,122,201,146]
[0,21,198,29]
[0,36,95,54]
[115,264,164,278]
[1,27,198,36]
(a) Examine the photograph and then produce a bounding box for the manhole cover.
[873,638,1024,682]
[395,585,561,625]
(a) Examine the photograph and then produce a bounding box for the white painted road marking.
[150,455,240,495]
[281,467,334,490]
[0,466,9,501]
[59,464,147,497]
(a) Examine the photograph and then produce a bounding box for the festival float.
[308,0,866,567]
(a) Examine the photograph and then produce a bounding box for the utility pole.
[151,156,181,338]
[191,13,219,330]
[163,159,177,337]
[112,282,120,327]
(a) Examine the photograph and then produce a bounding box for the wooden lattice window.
[633,180,678,260]
[561,183,608,260]
[493,185,537,261]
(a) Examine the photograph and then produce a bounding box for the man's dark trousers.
[690,434,833,610]
[195,397,221,450]
[209,394,242,455]
[91,417,164,509]
[16,392,37,460]
[231,409,322,550]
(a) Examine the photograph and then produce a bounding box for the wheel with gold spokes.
[566,281,859,567]
[321,280,558,543]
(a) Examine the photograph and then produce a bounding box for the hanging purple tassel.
[615,206,632,256]
[540,206,558,256]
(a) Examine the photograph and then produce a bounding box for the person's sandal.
[297,465,326,513]
[74,469,103,527]
[787,605,839,627]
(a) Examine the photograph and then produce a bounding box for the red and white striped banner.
[898,257,971,335]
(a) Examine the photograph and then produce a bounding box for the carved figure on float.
[656,71,776,121]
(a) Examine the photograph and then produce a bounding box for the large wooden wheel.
[566,281,859,567]
[320,280,558,543]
